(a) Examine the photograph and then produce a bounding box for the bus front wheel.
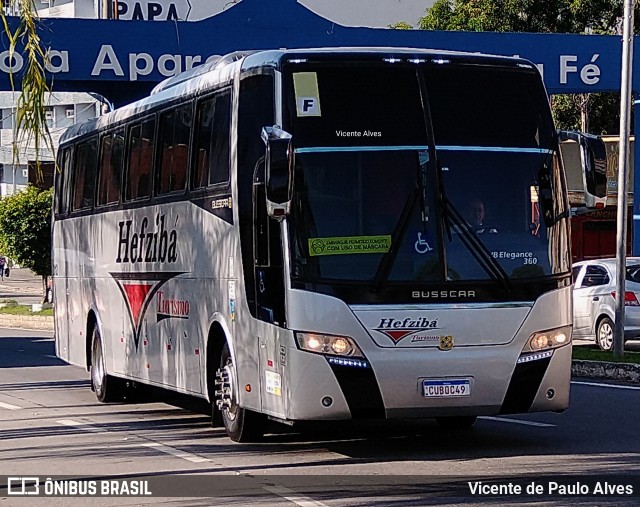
[217,342,265,442]
[90,327,124,403]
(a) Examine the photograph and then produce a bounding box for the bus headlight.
[523,326,572,353]
[295,332,365,358]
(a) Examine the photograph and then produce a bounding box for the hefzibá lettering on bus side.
[116,214,177,263]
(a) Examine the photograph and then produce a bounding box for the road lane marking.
[140,442,210,463]
[572,380,640,391]
[480,416,555,427]
[0,401,21,410]
[261,484,329,507]
[57,419,108,434]
[56,419,211,464]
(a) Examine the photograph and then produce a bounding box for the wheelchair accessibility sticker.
[308,235,391,256]
[414,232,434,254]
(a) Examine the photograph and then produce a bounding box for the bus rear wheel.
[435,416,477,429]
[90,327,124,403]
[217,342,265,442]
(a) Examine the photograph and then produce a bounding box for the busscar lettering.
[116,214,178,263]
[412,290,476,299]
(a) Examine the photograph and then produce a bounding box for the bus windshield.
[284,60,569,289]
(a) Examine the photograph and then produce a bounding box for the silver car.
[572,257,640,350]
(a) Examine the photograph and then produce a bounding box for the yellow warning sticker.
[308,236,392,256]
[293,72,322,116]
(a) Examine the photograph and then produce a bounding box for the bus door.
[253,159,286,415]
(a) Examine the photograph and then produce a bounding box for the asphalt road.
[0,328,639,506]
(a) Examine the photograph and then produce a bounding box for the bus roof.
[59,46,535,146]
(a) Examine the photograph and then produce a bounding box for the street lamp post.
[614,0,636,360]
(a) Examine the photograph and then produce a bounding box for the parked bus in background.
[53,47,596,442]
[560,134,633,263]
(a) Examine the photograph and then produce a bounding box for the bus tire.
[207,331,224,428]
[90,327,124,403]
[219,342,265,442]
[435,416,477,429]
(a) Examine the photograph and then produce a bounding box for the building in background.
[0,92,101,196]
[36,0,433,27]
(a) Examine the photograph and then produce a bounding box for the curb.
[0,313,54,331]
[571,360,640,384]
[0,284,42,296]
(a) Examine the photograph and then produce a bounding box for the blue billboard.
[0,0,634,103]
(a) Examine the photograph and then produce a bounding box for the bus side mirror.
[558,130,607,209]
[261,126,293,219]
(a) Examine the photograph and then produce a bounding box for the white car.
[572,257,640,350]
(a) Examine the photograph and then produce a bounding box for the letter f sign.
[297,96,321,116]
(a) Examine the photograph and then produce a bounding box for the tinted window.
[125,119,155,201]
[57,147,73,214]
[581,265,609,287]
[626,265,640,283]
[97,130,124,206]
[192,90,231,189]
[426,66,553,149]
[73,138,98,211]
[284,65,427,148]
[157,104,191,195]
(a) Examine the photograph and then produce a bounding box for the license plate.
[422,379,471,398]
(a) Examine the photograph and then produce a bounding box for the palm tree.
[1,0,53,167]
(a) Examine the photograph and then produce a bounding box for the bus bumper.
[283,342,571,421]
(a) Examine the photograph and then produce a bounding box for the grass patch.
[0,305,53,317]
[573,346,640,365]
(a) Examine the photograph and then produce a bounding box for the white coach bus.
[54,47,584,442]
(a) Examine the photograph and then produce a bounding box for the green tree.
[1,1,54,166]
[0,185,52,300]
[419,0,625,34]
[416,0,634,134]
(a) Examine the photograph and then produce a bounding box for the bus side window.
[97,130,123,206]
[125,119,155,201]
[192,97,213,189]
[72,137,98,211]
[191,90,231,190]
[126,124,141,201]
[57,147,73,215]
[209,91,230,186]
[157,104,191,195]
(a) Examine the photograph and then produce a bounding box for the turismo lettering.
[157,291,190,318]
[116,214,178,263]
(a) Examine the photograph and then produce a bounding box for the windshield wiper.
[371,187,420,293]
